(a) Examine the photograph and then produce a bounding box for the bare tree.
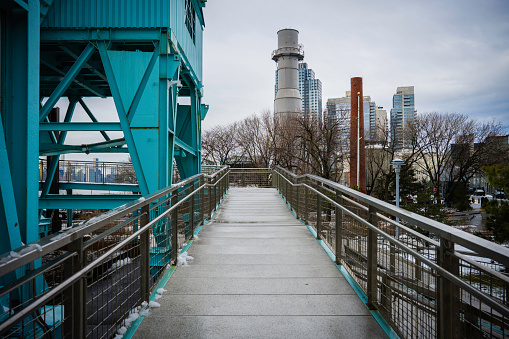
[235,110,277,168]
[201,123,239,165]
[367,124,420,200]
[292,114,347,181]
[409,112,505,203]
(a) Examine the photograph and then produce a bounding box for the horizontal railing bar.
[83,213,144,250]
[375,212,440,247]
[0,168,227,276]
[0,252,74,299]
[274,168,509,318]
[275,166,509,268]
[453,251,509,285]
[0,178,216,335]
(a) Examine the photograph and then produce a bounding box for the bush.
[484,200,509,243]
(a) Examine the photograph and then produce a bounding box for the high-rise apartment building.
[374,106,387,141]
[325,92,386,143]
[275,61,322,120]
[390,86,416,150]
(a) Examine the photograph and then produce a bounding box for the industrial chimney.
[272,29,304,119]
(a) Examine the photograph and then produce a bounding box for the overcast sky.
[56,0,509,161]
[201,0,509,130]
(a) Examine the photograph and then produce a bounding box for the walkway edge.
[278,189,400,339]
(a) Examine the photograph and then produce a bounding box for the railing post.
[208,176,212,219]
[189,180,195,239]
[304,177,309,225]
[171,190,178,265]
[437,238,461,339]
[316,182,322,240]
[295,177,300,219]
[335,189,342,265]
[200,176,205,224]
[284,175,288,202]
[289,175,294,210]
[366,205,378,309]
[276,170,280,192]
[139,204,151,302]
[214,175,218,210]
[63,238,85,339]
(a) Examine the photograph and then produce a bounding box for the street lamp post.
[391,158,405,238]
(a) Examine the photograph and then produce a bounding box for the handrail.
[274,166,509,267]
[0,165,230,336]
[0,167,228,275]
[274,166,509,337]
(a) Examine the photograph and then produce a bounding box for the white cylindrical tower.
[272,28,304,117]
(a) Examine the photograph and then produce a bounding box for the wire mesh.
[229,168,271,187]
[1,168,228,339]
[273,167,509,339]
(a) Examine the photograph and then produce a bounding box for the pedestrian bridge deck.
[133,187,387,338]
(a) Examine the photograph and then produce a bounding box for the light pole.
[391,158,405,237]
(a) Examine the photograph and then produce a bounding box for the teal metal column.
[4,0,40,246]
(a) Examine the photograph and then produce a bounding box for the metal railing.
[4,166,509,338]
[229,168,272,188]
[0,166,229,339]
[39,159,138,185]
[273,166,509,339]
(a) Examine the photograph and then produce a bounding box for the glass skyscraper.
[275,62,322,120]
[390,86,416,150]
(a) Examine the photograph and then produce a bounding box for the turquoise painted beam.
[41,29,162,41]
[39,195,140,210]
[58,183,141,193]
[175,136,197,156]
[127,42,160,124]
[39,122,122,131]
[40,98,78,200]
[13,0,28,11]
[39,43,95,121]
[43,117,58,143]
[0,118,22,254]
[40,137,127,156]
[98,41,150,195]
[40,58,105,98]
[78,98,112,141]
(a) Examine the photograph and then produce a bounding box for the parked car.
[474,188,486,196]
[495,190,508,199]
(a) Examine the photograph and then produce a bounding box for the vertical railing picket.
[438,238,461,339]
[63,238,85,339]
[140,204,151,302]
[366,205,378,309]
[316,181,322,240]
[171,190,178,265]
[335,189,342,265]
[189,180,195,239]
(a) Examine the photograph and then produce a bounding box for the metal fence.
[273,166,509,339]
[229,168,272,188]
[39,159,138,185]
[4,165,509,338]
[0,166,229,339]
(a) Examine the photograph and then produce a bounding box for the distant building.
[374,106,388,141]
[275,61,322,120]
[299,63,322,120]
[325,91,386,143]
[390,86,416,150]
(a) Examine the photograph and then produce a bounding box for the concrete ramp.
[133,187,387,338]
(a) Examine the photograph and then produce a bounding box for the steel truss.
[0,0,208,258]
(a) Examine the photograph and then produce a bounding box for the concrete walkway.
[134,188,387,338]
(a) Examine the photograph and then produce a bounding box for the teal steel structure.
[0,0,208,256]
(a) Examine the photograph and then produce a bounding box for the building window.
[185,0,195,43]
